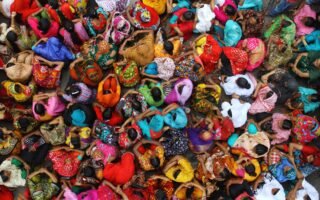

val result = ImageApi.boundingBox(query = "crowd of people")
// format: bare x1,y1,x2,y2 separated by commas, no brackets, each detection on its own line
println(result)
0,0,320,199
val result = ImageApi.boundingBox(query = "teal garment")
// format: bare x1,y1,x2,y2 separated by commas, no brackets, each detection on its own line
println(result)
71,109,88,127
213,25,225,46
248,123,258,134
145,62,158,75
224,20,242,47
298,86,320,113
228,133,239,147
137,109,164,140
163,107,188,129
238,0,263,11
298,30,320,52
172,0,191,12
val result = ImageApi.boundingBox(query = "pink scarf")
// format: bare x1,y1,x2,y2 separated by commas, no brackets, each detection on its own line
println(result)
213,0,237,24
32,95,66,120
27,17,59,38
249,86,277,114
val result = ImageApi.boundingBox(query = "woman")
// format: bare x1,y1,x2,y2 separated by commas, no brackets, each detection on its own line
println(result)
193,34,222,74
154,30,182,58
194,2,215,33
264,35,293,71
27,8,59,38
169,8,196,40
220,73,256,97
289,51,320,82
221,97,251,128
264,14,296,46
295,30,320,52
163,155,194,183
224,20,242,47
249,84,277,114
237,38,266,71
258,112,292,145
294,4,317,36
261,68,298,105
291,110,320,144
286,87,320,113
133,140,165,171
212,0,237,25
236,10,264,38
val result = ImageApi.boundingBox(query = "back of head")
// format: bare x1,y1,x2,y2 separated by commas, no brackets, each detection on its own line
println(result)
38,18,51,34
6,31,18,43
236,77,251,89
163,41,174,55
150,157,160,168
282,119,292,130
225,5,236,16
48,0,59,9
151,87,162,102
128,128,138,140
303,17,316,28
254,144,268,156
310,93,320,102
245,164,257,177
183,11,195,21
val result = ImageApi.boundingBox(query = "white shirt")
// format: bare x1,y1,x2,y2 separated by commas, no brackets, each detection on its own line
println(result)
196,4,215,33
255,173,286,200
221,74,255,97
221,98,251,128
296,179,319,200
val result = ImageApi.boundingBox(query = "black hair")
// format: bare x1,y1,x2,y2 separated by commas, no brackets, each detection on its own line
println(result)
102,108,112,120
151,87,162,102
310,93,320,102
6,31,17,42
131,97,142,111
128,128,138,140
183,11,195,21
6,31,19,52
83,166,95,177
173,169,181,179
150,157,160,168
303,17,317,28
236,77,251,89
14,84,22,93
281,20,292,28
63,20,82,45
71,135,81,149
261,121,273,133
18,118,30,131
0,130,3,139
155,189,167,200
245,164,257,177
67,85,81,98
220,52,233,76
305,195,311,200
227,109,232,118
34,103,46,116
254,144,268,156
6,62,15,68
282,119,292,130
265,91,274,99
219,168,231,179
38,18,51,34
48,0,59,9
186,186,195,198
87,7,97,18
0,171,9,182
225,5,236,16
163,41,174,55
193,63,202,72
